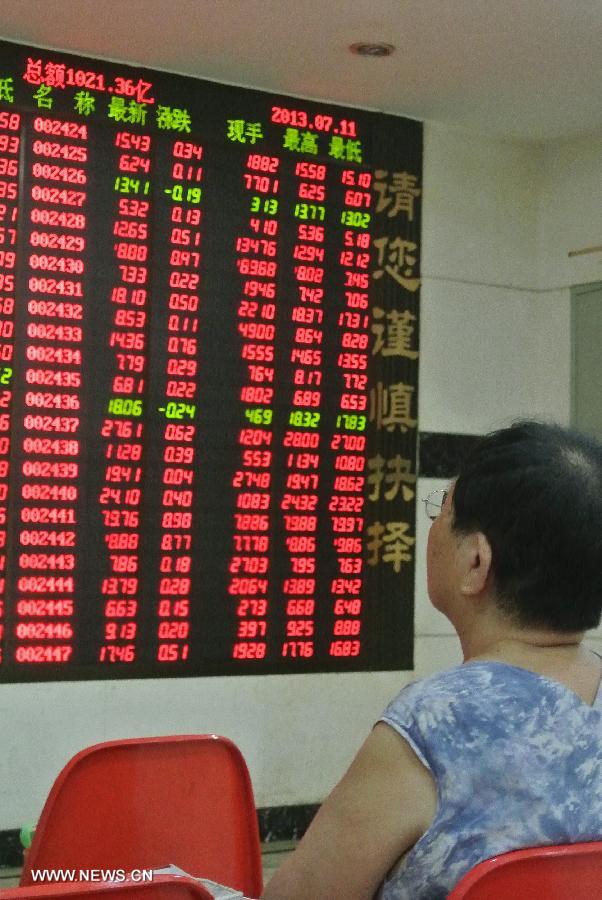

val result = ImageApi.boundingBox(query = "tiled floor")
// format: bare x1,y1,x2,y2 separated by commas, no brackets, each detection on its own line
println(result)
0,845,295,892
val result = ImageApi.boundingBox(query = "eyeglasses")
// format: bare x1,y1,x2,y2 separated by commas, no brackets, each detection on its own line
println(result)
421,489,448,520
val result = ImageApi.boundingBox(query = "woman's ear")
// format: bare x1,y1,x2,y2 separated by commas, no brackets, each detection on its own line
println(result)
459,532,493,596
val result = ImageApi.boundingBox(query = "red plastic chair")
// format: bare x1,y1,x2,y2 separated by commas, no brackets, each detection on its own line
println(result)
20,735,262,897
0,875,216,898
447,841,602,898
0,875,214,898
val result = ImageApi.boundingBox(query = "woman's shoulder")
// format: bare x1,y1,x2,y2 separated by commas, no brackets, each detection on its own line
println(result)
389,660,507,704
381,661,556,732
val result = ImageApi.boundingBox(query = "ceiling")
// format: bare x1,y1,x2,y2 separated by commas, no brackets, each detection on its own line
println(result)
2,0,602,143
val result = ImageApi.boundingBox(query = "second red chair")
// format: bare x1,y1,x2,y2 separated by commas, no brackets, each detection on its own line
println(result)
447,840,602,899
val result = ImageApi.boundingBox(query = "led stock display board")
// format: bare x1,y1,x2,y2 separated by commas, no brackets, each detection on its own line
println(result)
0,40,422,680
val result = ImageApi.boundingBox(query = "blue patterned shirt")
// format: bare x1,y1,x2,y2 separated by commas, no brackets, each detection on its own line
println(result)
377,661,602,899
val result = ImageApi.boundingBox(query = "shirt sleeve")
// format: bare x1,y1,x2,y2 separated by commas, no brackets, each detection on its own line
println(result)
378,680,434,773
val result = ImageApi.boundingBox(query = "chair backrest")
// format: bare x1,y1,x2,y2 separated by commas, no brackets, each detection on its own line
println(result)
20,735,262,897
448,841,602,899
0,875,215,898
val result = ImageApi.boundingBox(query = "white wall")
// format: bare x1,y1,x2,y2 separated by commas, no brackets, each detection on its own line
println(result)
420,122,570,436
537,130,602,291
0,120,596,831
534,126,602,653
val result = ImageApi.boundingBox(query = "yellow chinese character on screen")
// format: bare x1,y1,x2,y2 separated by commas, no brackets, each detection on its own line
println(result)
374,170,421,220
157,105,192,132
74,90,95,116
369,381,417,433
33,84,53,110
371,307,418,359
373,237,420,292
227,120,264,144
0,78,14,103
367,455,416,502
366,521,415,572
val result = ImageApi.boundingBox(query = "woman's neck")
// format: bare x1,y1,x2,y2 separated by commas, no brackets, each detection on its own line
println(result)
456,611,584,663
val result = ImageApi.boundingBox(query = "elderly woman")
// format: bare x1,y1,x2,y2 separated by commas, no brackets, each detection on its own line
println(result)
263,421,602,900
